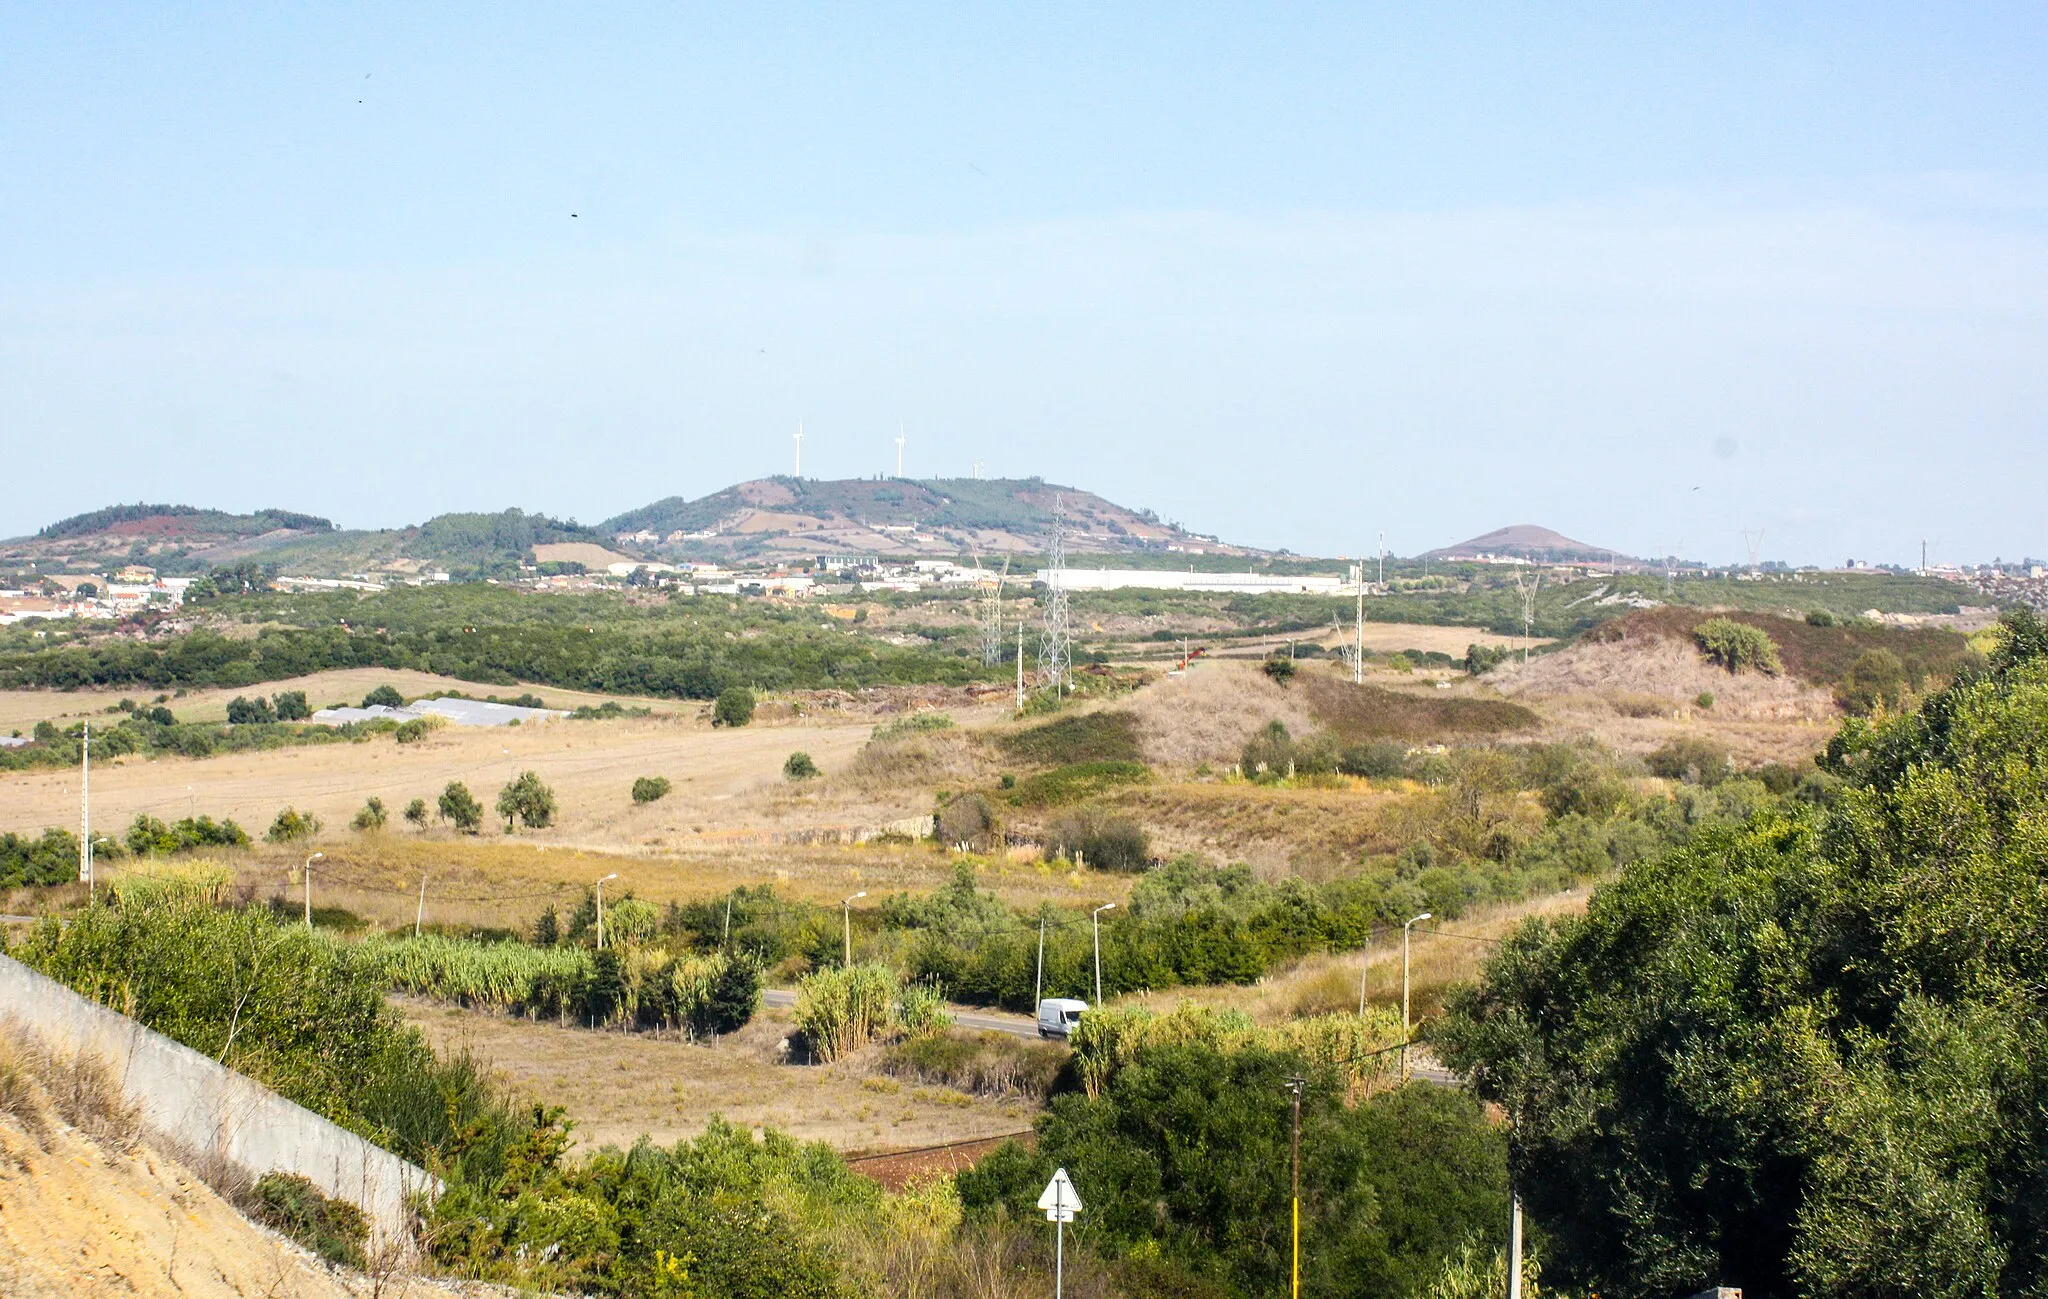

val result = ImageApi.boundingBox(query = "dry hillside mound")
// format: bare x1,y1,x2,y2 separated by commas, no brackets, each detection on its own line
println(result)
1581,608,1974,691
1486,635,1838,723
1124,660,1321,767
0,1028,473,1299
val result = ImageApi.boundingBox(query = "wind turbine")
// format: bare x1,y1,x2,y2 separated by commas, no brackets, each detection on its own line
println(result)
793,422,804,477
895,424,906,478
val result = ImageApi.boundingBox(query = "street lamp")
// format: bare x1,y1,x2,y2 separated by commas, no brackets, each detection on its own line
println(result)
1401,911,1432,1078
842,891,867,965
302,852,325,928
1092,903,1116,1004
594,873,619,949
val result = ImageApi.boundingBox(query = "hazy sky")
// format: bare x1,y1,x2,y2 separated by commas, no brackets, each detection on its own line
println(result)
5,5,2045,565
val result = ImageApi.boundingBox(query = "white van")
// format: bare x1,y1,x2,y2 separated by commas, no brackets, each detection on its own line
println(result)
1036,997,1088,1039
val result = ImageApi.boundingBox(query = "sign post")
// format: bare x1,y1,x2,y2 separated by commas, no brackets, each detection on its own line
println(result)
1038,1167,1084,1299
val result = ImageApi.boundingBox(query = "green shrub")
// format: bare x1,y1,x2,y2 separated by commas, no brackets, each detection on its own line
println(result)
265,807,321,843
402,797,429,828
1241,718,1296,779
362,684,405,708
272,690,311,721
880,1029,1066,1100
393,718,430,744
1694,690,1715,710
712,685,756,727
1262,655,1297,683
123,813,248,856
784,751,820,780
935,792,1001,849
1839,647,1909,714
1339,740,1409,779
1645,735,1732,786
0,828,81,888
1465,643,1510,674
870,711,953,741
1806,609,1837,627
438,781,484,833
793,963,900,1061
226,695,276,724
1693,616,1783,674
252,1172,368,1267
631,775,672,804
1044,808,1151,871
350,797,388,832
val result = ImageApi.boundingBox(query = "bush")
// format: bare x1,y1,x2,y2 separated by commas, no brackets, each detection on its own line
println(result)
631,775,672,804
1693,616,1783,674
793,963,899,1061
1806,609,1837,627
881,1029,1067,1100
252,1172,367,1267
123,813,249,856
1645,735,1732,786
403,797,429,828
712,685,756,727
362,684,405,708
1262,656,1297,683
870,712,953,741
1694,690,1715,710
350,797,388,832
265,807,321,843
1044,808,1150,871
0,828,80,888
1006,760,1151,807
997,710,1142,765
393,718,430,744
784,751,820,780
1339,740,1409,779
438,781,484,833
1241,718,1296,779
225,695,275,725
1465,643,1510,675
1839,647,1909,714
272,690,311,722
496,771,557,831
935,792,1000,849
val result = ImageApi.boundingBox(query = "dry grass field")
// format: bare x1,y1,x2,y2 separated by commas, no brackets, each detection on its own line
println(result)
0,666,694,731
399,997,1036,1155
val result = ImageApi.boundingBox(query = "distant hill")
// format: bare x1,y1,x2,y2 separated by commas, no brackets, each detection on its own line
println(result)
603,476,1244,560
2,505,604,581
1421,525,1637,566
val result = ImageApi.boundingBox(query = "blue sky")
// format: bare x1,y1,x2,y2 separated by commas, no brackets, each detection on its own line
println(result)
4,4,2044,565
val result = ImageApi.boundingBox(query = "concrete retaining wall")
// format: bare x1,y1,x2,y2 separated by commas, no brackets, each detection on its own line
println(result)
0,953,435,1250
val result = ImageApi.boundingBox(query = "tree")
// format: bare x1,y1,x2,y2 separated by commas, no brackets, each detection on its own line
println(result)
496,770,556,831
438,782,483,834
783,751,819,780
362,684,405,709
713,685,756,727
1693,617,1783,674
631,775,671,804
350,797,387,832
1436,612,2048,1298
402,797,429,828
272,690,311,721
934,792,999,850
266,807,321,843
226,695,276,724
1839,647,1908,715
1242,718,1296,779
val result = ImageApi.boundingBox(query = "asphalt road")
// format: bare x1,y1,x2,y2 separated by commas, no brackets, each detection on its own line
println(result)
764,988,1043,1039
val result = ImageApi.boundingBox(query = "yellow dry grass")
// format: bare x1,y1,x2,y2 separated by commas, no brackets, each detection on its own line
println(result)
1122,658,1319,769
0,666,693,730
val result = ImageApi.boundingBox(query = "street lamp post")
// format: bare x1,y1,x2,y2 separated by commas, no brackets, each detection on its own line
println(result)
842,891,866,966
302,852,325,928
595,873,619,949
1092,903,1116,1004
1401,911,1432,1078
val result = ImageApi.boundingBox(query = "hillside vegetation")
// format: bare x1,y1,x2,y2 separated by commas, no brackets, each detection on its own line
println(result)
1439,610,2048,1298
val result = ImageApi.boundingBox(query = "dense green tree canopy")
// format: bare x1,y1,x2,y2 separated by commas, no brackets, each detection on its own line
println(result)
1438,610,2048,1298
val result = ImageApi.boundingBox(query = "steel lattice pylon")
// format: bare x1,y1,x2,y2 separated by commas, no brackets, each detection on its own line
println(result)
1038,496,1072,693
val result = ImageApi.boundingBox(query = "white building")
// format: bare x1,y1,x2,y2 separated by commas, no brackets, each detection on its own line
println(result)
1034,568,1351,596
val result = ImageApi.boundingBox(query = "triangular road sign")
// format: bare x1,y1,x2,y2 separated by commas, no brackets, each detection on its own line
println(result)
1038,1166,1083,1220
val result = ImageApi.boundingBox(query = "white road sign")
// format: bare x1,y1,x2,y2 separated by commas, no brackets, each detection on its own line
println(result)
1038,1167,1083,1223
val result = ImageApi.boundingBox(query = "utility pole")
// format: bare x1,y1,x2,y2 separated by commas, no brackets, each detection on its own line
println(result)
1378,530,1385,586
1508,1177,1525,1299
78,722,91,902
415,871,429,937
1015,622,1025,711
595,872,618,949
1354,564,1365,685
1286,1075,1306,1299
1402,911,1432,1080
302,852,324,927
1039,496,1072,695
1092,902,1116,1003
842,891,866,965
1035,914,1047,1007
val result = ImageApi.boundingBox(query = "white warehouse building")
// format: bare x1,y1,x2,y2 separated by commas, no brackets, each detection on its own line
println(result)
1034,568,1351,595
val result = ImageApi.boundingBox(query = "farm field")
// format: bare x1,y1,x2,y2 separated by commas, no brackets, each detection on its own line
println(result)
399,995,1037,1155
